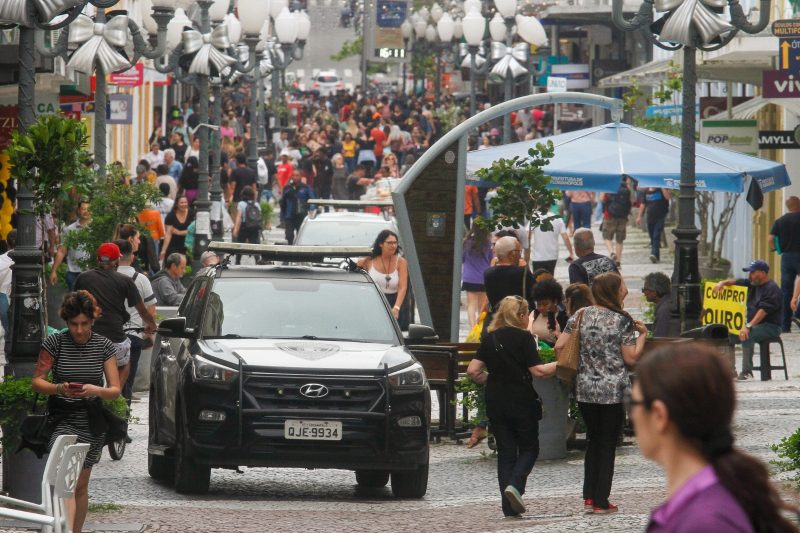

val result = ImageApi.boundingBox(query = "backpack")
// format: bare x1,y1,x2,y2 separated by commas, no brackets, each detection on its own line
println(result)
607,185,632,218
243,200,261,231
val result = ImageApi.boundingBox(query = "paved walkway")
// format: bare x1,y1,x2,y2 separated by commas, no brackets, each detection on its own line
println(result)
2,223,799,532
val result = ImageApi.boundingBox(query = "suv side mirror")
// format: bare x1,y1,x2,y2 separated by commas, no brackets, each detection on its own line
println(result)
158,317,192,338
404,324,438,343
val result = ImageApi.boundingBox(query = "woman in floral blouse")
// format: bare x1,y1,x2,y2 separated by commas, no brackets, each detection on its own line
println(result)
555,272,647,514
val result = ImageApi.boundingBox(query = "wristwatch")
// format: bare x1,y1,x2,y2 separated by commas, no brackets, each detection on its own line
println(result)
745,322,752,329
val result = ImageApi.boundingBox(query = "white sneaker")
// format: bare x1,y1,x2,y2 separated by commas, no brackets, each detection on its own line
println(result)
503,485,526,515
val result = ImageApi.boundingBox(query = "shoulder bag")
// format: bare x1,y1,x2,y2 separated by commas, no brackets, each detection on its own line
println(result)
556,308,585,385
19,333,65,457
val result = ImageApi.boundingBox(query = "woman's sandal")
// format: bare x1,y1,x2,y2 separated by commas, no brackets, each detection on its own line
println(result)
466,427,488,449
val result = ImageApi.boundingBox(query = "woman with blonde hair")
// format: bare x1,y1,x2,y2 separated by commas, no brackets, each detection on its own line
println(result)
468,296,557,517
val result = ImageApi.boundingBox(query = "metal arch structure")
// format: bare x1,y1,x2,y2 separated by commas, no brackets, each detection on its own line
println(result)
392,92,624,341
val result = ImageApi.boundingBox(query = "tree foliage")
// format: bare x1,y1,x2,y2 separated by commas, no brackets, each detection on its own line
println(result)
64,164,160,270
4,113,94,220
330,37,363,62
477,141,560,238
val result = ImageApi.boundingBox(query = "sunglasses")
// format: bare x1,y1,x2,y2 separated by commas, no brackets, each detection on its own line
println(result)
623,389,647,415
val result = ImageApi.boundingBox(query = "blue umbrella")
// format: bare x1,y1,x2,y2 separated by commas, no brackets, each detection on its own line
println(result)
466,123,790,202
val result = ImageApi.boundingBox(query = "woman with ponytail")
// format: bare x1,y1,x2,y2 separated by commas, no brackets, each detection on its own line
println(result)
555,271,648,514
631,344,798,532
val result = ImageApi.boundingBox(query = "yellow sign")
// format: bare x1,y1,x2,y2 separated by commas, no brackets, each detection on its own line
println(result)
0,154,13,240
702,281,748,335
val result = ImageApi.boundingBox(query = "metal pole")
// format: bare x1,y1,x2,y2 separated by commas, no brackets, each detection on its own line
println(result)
192,1,213,270
671,44,702,331
402,38,408,95
8,24,44,374
94,9,108,177
257,72,267,150
469,46,477,118
361,0,370,92
245,37,260,171
210,83,224,240
434,46,441,109
502,18,514,144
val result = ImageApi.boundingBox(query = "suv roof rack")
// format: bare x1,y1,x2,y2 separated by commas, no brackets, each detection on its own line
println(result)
207,242,372,263
307,199,393,208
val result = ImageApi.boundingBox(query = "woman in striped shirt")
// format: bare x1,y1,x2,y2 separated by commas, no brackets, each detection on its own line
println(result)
32,291,121,533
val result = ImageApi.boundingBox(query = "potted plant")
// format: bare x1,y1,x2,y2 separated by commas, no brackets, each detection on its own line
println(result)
0,376,127,502
532,345,571,460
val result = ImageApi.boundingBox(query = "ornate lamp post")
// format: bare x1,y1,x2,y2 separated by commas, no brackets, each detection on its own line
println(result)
462,7,488,119
612,0,770,329
433,11,455,110
269,7,306,120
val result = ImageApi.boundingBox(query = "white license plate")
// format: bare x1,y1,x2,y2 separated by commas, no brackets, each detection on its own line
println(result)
284,420,342,441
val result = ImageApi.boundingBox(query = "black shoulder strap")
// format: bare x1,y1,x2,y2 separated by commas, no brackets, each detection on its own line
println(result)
132,272,139,283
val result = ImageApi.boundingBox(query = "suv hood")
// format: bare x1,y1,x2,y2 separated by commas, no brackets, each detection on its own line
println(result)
199,339,413,371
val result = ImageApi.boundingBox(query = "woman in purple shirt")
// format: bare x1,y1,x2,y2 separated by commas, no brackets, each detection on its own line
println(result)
462,220,493,329
630,344,798,533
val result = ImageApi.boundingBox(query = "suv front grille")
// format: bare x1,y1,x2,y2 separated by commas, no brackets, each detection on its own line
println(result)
242,374,386,413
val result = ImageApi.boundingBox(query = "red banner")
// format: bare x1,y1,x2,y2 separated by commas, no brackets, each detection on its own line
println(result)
109,63,144,87
0,106,19,152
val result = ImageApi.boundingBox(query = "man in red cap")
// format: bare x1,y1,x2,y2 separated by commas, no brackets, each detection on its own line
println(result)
75,243,157,398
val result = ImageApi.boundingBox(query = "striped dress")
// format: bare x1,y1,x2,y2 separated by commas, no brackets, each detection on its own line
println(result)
43,331,116,468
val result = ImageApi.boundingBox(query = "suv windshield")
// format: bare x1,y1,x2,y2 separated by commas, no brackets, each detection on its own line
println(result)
297,220,393,246
203,277,399,344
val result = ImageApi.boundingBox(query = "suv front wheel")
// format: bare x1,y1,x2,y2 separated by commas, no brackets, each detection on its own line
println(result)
173,406,211,494
390,464,429,498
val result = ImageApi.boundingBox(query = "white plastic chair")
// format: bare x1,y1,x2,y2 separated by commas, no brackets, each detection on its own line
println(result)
0,435,77,533
0,442,89,533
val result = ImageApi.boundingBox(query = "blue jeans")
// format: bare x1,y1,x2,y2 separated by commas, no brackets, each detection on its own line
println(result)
731,323,783,374
647,216,666,260
572,202,592,229
260,187,273,203
65,271,81,291
490,405,540,516
123,334,143,402
780,251,800,331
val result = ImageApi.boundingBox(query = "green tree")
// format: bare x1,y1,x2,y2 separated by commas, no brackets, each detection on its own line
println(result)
477,141,561,292
64,164,160,270
4,113,94,220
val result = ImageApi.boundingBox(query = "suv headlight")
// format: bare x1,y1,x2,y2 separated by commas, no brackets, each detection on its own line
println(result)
388,362,427,388
192,354,238,383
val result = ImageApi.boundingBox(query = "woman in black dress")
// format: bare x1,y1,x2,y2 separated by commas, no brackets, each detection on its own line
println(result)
467,296,557,518
160,195,194,262
32,291,121,533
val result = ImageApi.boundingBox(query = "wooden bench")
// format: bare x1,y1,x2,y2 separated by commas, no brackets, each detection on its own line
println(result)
411,342,479,442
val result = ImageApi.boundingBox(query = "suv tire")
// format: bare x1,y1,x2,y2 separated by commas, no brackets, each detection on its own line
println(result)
173,407,211,494
148,388,174,481
390,464,429,498
355,470,390,488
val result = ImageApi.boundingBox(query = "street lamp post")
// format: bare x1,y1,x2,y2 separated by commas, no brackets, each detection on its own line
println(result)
462,8,488,119
611,0,770,330
270,8,306,126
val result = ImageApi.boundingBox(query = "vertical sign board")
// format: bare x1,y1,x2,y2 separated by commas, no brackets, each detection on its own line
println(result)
702,281,747,335
368,0,407,62
772,19,800,72
404,141,459,341
699,119,758,156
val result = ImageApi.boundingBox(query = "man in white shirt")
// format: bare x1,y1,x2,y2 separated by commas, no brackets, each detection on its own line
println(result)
115,239,156,403
257,148,270,202
531,215,575,275
143,142,164,169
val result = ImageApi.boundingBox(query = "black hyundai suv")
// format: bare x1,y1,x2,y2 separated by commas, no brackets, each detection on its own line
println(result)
148,244,434,497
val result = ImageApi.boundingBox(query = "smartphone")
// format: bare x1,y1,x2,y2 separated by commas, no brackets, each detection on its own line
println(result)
67,383,84,391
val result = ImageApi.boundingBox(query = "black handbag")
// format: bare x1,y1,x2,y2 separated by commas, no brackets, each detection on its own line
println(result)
100,405,128,445
18,394,57,458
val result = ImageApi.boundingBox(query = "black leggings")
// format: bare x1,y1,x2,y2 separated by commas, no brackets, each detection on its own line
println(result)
579,402,624,508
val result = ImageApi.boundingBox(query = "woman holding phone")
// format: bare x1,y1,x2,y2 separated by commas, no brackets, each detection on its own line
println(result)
31,291,121,533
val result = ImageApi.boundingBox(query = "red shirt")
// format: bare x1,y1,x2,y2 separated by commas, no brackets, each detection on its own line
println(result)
276,162,294,189
371,127,386,157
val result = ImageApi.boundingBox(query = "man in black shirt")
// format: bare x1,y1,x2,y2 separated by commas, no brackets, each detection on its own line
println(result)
714,260,783,380
769,195,800,332
483,236,536,337
568,228,618,286
346,164,373,201
75,243,157,389
229,153,257,203
642,272,672,337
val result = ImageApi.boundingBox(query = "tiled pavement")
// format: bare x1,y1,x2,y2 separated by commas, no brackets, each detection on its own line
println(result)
2,223,799,532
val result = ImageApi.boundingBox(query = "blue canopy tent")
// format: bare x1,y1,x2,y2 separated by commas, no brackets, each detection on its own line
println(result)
466,122,791,207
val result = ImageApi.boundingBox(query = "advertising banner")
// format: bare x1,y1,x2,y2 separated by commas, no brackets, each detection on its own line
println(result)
702,281,747,335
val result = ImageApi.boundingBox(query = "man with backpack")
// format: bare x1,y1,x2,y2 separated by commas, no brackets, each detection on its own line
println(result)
233,186,263,246
600,176,633,267
279,171,314,245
